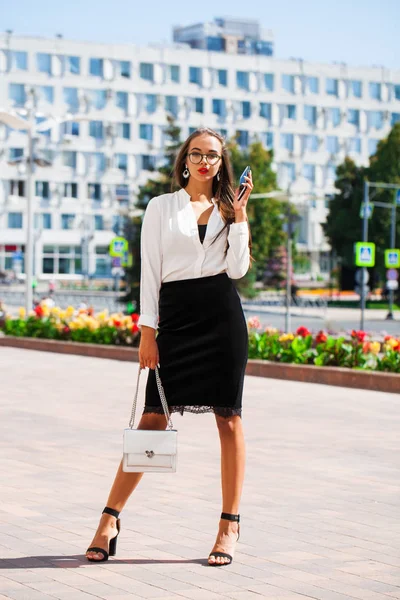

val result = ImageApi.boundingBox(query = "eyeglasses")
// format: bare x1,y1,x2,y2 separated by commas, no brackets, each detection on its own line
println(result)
187,152,221,166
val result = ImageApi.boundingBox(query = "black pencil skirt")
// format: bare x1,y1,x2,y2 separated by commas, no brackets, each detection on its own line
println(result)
142,272,248,418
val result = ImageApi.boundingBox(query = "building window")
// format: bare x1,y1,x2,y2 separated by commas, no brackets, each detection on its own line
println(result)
329,107,341,127
115,153,128,171
170,65,180,83
116,91,128,110
38,85,54,104
8,212,23,229
62,151,77,168
212,99,225,116
326,78,338,96
189,66,202,85
280,133,294,151
9,83,26,106
92,152,106,172
307,76,319,94
61,214,75,230
117,122,130,139
142,155,156,170
35,181,50,199
304,105,317,125
12,51,27,71
88,183,101,201
349,137,361,153
304,134,319,152
42,245,82,275
303,164,315,182
37,53,51,74
89,58,104,77
66,55,80,75
95,246,111,277
9,180,25,196
391,113,400,126
34,213,52,230
326,136,339,153
194,97,204,113
368,139,379,156
242,101,251,119
207,36,225,51
394,85,400,101
350,80,362,98
218,128,228,138
165,95,178,117
236,71,249,90
369,111,384,129
260,102,271,120
369,82,381,100
348,109,360,126
62,120,79,136
145,94,157,113
259,131,273,148
282,162,296,183
282,74,295,93
88,89,107,110
139,123,153,141
119,60,131,78
282,104,297,120
264,73,274,91
236,130,249,147
94,215,104,231
64,183,78,198
116,185,130,205
63,87,79,112
217,69,227,86
89,120,104,139
140,62,154,81
9,148,24,161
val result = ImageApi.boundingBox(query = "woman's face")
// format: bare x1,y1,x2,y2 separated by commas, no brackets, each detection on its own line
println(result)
185,134,222,184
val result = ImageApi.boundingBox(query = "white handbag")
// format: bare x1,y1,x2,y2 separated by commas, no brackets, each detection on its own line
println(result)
122,365,177,473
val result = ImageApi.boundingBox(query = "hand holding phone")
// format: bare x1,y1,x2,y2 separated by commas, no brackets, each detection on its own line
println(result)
238,166,251,201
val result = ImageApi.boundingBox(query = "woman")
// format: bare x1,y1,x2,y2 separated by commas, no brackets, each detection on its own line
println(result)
86,127,254,567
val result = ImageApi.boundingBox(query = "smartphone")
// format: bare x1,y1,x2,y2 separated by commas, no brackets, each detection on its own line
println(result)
238,166,251,201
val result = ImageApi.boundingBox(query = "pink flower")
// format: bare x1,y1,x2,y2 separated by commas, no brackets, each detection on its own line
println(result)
248,316,261,330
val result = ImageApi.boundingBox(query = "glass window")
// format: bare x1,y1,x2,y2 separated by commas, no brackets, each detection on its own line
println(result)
89,89,107,109
264,73,274,91
35,181,50,199
329,107,341,127
9,180,25,196
369,82,381,100
218,128,228,138
12,51,27,71
242,101,251,118
280,133,294,151
119,60,130,78
326,136,339,153
304,134,319,152
165,95,178,117
348,109,360,126
282,162,296,182
194,97,204,113
116,91,128,110
368,139,379,156
42,213,52,229
392,113,400,126
236,130,249,147
92,152,106,172
189,66,202,85
116,185,130,204
350,80,362,98
259,131,273,148
283,104,296,120
142,155,156,170
115,153,128,171
206,36,225,51
139,123,153,141
9,83,26,106
394,85,400,101
117,122,130,139
67,55,80,75
39,85,54,104
212,99,225,116
304,105,317,125
188,127,197,136
303,164,315,181
369,111,384,129
140,62,154,81
307,76,319,94
64,182,78,198
236,71,249,90
89,58,103,77
170,65,180,83
282,74,295,93
145,94,157,113
94,215,104,230
61,214,75,230
88,183,101,200
37,53,51,74
62,151,77,168
218,69,228,86
8,212,23,229
89,120,104,139
9,148,24,161
63,87,79,111
260,102,271,119
62,120,79,136
349,137,361,153
326,78,338,96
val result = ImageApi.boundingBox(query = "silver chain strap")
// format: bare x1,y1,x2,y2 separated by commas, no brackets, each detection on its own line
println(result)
129,366,174,431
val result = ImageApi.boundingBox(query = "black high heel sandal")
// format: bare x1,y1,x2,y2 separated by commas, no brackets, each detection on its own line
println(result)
86,507,120,562
208,512,240,567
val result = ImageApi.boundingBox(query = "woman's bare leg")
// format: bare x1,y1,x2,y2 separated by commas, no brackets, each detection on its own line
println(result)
208,414,245,565
86,413,167,560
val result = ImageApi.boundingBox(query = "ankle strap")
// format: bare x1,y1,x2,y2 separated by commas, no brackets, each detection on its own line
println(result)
102,506,120,519
221,512,240,523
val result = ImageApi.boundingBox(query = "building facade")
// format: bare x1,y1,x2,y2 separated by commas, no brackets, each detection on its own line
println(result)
0,27,400,279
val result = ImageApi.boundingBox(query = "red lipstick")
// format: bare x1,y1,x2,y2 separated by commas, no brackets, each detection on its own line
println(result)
198,168,208,174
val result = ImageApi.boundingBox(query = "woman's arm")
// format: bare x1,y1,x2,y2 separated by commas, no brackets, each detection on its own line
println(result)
226,218,250,279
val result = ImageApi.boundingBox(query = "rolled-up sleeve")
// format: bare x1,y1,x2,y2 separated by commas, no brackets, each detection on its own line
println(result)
137,197,162,331
226,221,250,279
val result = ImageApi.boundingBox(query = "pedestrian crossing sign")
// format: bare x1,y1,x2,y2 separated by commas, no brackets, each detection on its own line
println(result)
355,242,375,267
385,249,400,268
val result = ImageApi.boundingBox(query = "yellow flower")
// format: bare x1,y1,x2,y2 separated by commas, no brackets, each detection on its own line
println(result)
41,304,50,317
279,333,294,342
369,342,380,355
18,307,26,319
386,337,398,349
59,310,66,320
66,306,75,317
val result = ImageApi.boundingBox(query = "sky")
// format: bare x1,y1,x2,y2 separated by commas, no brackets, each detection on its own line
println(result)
1,0,399,70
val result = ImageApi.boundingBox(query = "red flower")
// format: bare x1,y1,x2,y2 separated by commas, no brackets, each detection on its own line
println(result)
113,319,122,328
362,341,370,354
296,326,311,338
34,305,44,318
393,342,400,352
316,330,327,344
131,323,139,334
351,329,367,343
87,307,94,316
63,326,70,334
131,313,139,322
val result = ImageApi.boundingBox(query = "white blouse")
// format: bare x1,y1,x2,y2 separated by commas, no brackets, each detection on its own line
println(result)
138,187,251,331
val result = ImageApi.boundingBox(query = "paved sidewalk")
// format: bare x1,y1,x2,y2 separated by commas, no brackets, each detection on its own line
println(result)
0,348,399,600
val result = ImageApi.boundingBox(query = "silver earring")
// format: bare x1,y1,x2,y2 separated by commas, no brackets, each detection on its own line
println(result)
183,166,190,179
217,171,221,182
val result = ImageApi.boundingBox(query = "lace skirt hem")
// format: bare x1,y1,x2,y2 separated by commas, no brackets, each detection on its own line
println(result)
142,405,242,418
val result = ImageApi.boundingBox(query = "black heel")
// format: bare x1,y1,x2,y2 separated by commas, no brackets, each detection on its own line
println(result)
86,507,121,562
208,512,240,567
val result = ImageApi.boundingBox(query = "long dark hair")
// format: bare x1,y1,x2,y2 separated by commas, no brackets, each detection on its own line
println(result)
173,127,254,268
